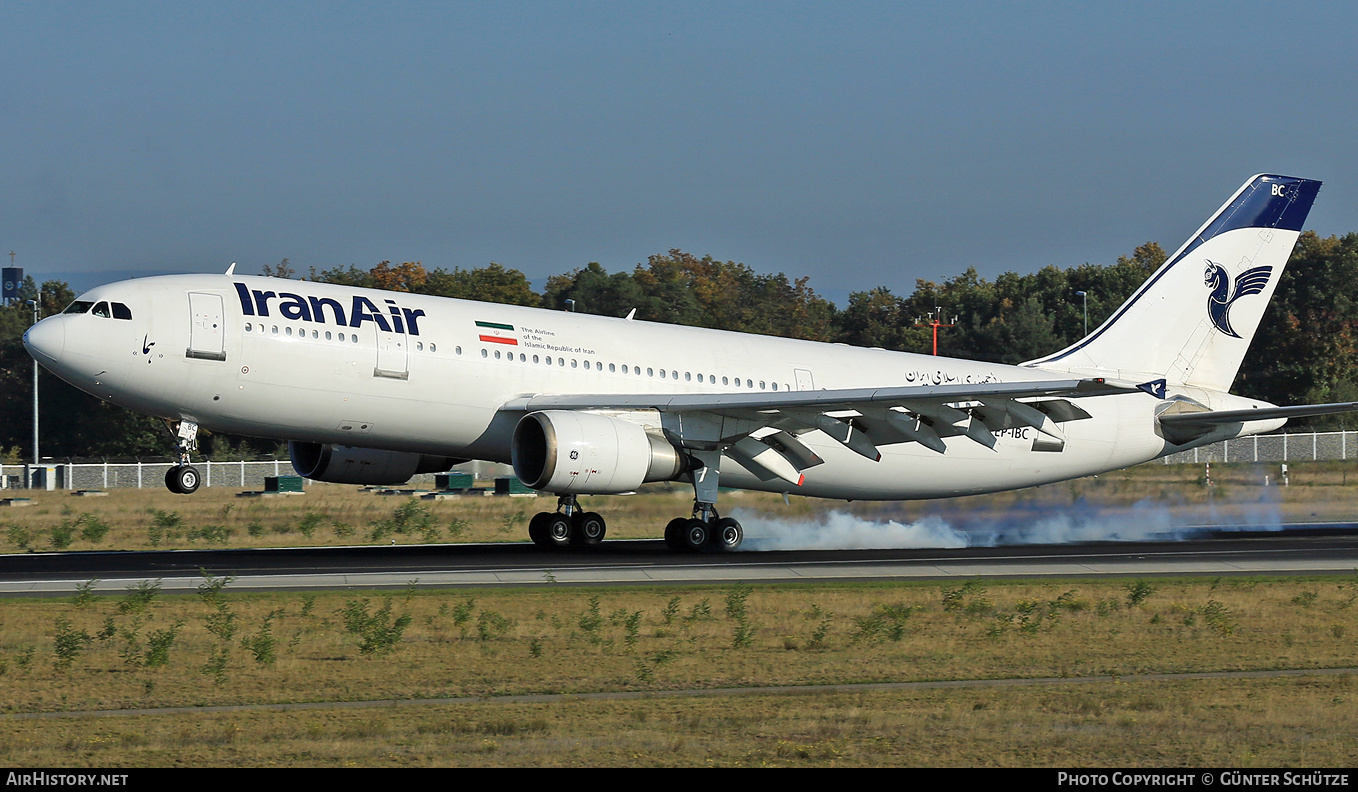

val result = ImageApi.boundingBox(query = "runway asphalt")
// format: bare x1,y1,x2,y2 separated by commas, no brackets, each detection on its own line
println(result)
2,523,1356,596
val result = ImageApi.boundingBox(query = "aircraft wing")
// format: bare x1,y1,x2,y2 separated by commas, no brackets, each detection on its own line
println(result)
501,377,1137,485
506,377,1131,413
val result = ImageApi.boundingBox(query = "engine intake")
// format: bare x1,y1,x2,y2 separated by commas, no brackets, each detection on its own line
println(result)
511,411,687,494
289,442,459,485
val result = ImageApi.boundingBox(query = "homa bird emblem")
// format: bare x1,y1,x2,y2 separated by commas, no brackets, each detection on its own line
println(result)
1204,261,1272,338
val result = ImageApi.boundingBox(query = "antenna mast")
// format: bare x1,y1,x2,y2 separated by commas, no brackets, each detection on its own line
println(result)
915,307,957,356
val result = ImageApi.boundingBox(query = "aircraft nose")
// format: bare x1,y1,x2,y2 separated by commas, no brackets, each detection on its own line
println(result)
23,316,65,364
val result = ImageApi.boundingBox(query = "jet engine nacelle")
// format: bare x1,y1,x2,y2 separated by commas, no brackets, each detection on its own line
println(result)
289,441,459,485
511,410,688,494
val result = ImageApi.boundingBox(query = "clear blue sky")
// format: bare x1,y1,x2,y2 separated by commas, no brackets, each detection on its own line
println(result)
3,1,1355,304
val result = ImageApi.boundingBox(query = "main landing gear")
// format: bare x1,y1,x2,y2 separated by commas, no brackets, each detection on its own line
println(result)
163,420,201,495
527,448,745,553
662,448,743,553
663,506,744,553
528,495,607,548
527,498,743,553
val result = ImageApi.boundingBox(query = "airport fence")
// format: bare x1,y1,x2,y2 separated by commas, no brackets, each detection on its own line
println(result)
2,432,1356,491
0,458,514,491
1158,430,1358,465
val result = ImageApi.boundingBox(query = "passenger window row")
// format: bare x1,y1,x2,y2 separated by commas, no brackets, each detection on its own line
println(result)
235,321,787,390
245,322,359,343
480,345,787,391
242,322,443,354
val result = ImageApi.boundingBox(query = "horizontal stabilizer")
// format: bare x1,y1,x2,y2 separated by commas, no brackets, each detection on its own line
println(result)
1158,401,1358,428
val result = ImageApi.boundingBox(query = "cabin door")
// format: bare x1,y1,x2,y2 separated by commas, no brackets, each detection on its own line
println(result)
374,326,409,380
187,292,227,361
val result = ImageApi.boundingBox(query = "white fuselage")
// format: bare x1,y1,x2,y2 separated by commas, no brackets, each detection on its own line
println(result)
25,273,1280,500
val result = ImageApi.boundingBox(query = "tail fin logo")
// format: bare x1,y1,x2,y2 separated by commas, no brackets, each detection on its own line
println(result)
1137,378,1167,399
1205,261,1272,338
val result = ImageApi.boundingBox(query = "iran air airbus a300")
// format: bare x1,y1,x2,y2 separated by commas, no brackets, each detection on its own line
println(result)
23,174,1357,552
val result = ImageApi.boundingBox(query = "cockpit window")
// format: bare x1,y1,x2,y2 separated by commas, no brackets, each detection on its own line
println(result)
62,299,130,318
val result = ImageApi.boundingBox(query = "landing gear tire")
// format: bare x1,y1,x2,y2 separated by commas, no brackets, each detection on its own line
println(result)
712,517,743,552
664,518,688,551
528,512,552,547
682,518,711,553
571,511,606,546
165,466,199,495
547,514,572,546
531,508,606,549
529,512,573,548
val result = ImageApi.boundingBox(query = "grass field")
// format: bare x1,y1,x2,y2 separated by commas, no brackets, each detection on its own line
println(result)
0,461,1356,766
0,576,1355,766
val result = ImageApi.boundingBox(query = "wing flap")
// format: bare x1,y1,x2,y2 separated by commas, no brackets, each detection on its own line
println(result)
809,414,882,461
729,436,806,485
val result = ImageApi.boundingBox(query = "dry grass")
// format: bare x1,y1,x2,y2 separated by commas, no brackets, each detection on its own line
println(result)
0,576,1356,765
2,460,1357,552
0,480,694,550
1,677,1354,767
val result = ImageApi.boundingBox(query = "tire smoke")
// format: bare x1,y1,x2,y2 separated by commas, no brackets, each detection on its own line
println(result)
734,488,1284,551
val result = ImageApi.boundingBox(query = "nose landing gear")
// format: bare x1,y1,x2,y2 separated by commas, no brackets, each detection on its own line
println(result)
163,420,201,495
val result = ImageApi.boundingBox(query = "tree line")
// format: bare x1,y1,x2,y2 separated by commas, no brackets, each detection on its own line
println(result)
3,231,1357,461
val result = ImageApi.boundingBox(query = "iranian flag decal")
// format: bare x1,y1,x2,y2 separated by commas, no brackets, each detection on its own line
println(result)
476,320,518,345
